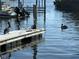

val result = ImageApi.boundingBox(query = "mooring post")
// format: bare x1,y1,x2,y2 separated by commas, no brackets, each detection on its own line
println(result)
18,0,22,8
36,0,37,7
38,0,40,8
33,5,37,29
41,0,44,7
43,0,46,29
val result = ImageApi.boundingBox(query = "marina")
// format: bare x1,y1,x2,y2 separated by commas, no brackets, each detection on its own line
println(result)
1,0,79,59
0,0,46,57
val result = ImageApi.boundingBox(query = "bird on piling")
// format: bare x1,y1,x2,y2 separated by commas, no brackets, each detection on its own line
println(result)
31,24,36,29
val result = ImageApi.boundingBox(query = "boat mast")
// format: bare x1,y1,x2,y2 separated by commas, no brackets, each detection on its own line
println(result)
18,0,23,8
18,0,20,8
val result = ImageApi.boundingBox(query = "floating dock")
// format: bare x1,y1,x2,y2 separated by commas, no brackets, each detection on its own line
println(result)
0,29,45,46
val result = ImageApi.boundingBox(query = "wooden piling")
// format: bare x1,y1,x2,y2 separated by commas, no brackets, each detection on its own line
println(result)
44,0,46,29
36,0,37,6
41,0,44,7
38,0,40,8
33,5,37,29
18,0,22,8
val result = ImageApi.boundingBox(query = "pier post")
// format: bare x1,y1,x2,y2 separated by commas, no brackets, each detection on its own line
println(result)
41,0,44,7
18,0,20,8
38,0,40,8
33,5,37,29
36,0,37,7
38,0,43,8
18,0,22,8
44,0,46,29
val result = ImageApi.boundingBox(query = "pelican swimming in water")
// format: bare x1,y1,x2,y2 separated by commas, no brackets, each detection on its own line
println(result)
61,24,68,29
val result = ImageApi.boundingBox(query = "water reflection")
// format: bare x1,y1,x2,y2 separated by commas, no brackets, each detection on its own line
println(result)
15,18,21,30
0,53,11,59
32,45,37,59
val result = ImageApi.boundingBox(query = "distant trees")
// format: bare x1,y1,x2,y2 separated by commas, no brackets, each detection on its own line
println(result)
54,0,79,12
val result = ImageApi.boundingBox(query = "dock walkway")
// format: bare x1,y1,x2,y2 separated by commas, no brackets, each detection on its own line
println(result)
0,29,45,46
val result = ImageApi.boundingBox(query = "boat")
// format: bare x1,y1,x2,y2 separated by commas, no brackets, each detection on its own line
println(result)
0,2,17,18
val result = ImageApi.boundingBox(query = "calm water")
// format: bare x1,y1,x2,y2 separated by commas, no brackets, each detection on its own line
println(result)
1,0,79,59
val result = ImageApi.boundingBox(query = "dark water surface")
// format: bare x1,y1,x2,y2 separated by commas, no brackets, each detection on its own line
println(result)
1,0,79,59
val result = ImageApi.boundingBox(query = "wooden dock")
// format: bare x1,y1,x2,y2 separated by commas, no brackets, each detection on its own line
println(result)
0,29,45,46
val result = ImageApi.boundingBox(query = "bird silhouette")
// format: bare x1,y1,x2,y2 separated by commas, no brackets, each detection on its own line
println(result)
4,22,11,34
61,24,68,29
